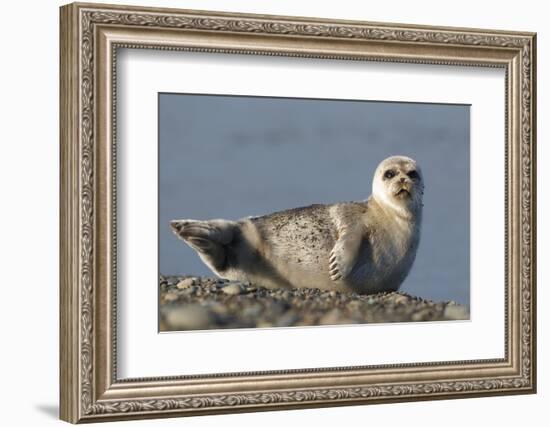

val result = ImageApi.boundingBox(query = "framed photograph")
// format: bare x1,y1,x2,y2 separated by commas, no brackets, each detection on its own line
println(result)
60,2,536,423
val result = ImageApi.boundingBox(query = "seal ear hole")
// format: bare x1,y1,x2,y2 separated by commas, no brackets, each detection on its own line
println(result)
383,170,396,179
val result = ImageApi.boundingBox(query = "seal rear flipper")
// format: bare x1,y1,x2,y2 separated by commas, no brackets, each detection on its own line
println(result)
170,219,237,272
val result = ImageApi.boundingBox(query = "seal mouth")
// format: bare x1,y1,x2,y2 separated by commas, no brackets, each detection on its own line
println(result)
395,188,411,198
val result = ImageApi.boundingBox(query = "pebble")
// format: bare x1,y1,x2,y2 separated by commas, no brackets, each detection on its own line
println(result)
411,309,433,321
444,305,469,320
257,321,274,328
276,312,300,327
176,277,195,289
347,300,362,311
392,294,410,305
181,287,196,296
164,293,179,302
242,305,263,318
163,304,213,330
222,283,245,295
205,302,227,314
319,309,345,325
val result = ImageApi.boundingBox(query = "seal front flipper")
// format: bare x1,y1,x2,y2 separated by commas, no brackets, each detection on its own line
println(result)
170,219,237,272
328,228,364,281
328,203,367,282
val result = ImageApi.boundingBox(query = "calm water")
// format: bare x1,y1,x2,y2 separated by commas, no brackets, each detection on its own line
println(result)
159,94,470,305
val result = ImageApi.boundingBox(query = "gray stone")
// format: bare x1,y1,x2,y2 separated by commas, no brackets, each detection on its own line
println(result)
411,308,433,321
392,294,410,305
164,293,179,302
222,283,245,295
347,300,362,311
276,312,300,327
319,309,344,325
207,302,229,315
177,277,196,289
163,304,212,330
242,305,263,318
444,305,469,320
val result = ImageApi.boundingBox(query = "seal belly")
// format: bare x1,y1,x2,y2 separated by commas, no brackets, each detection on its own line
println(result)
244,204,337,289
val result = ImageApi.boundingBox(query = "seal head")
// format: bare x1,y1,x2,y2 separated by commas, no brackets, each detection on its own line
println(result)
372,155,424,218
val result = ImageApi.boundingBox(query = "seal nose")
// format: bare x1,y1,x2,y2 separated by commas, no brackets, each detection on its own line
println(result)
399,177,406,183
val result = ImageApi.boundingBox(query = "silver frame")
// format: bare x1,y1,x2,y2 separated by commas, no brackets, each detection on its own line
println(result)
60,2,536,423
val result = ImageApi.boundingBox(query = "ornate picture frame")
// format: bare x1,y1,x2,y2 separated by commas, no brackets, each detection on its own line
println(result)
60,2,536,423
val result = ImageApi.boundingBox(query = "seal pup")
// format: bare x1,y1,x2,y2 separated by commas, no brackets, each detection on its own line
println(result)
170,155,424,294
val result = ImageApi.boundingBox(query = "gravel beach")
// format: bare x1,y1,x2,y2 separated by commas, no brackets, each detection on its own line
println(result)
159,275,469,331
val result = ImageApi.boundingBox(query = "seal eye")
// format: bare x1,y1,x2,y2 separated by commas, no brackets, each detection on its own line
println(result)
384,170,395,180
407,170,420,180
